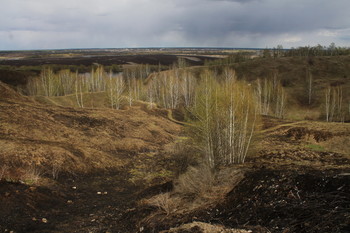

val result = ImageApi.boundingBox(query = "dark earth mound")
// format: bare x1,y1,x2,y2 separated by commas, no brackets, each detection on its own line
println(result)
0,170,139,233
0,170,177,233
139,168,350,233
210,169,350,233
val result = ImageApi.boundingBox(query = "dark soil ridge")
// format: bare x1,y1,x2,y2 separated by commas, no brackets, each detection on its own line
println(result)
0,81,181,232
139,168,350,233
0,169,172,233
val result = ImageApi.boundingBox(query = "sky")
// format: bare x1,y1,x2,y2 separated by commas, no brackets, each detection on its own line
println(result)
1,0,350,50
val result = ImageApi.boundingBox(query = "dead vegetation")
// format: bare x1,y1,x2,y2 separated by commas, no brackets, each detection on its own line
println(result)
135,113,349,232
139,166,245,231
0,81,181,181
1,52,350,232
160,221,251,233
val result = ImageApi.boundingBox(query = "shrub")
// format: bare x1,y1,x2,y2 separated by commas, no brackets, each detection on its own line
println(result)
21,166,42,185
188,69,259,168
174,164,214,196
145,192,179,215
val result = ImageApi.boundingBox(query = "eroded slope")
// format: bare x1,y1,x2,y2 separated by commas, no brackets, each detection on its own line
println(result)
0,81,181,177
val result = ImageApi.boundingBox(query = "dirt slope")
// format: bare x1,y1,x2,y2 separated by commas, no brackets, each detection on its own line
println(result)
1,80,349,233
135,117,350,233
0,81,181,177
0,81,183,232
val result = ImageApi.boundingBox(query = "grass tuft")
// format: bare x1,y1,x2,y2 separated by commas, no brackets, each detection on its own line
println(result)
305,144,325,152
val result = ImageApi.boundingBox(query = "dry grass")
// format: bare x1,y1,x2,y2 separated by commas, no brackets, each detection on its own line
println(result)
0,165,7,181
143,165,245,216
286,107,321,121
34,91,119,109
0,81,181,174
21,166,42,185
145,192,180,215
174,164,214,196
0,164,45,185
51,163,62,180
162,221,251,233
252,117,350,169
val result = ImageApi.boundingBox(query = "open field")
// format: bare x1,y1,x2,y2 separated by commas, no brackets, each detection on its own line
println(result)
0,48,233,66
0,49,349,232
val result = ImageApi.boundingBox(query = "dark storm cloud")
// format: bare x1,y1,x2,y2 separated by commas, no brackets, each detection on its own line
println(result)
0,0,349,50
210,0,260,3
179,0,346,34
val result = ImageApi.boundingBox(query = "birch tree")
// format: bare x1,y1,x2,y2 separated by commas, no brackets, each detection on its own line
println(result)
189,69,259,168
107,73,125,109
180,71,196,108
89,65,106,93
324,85,347,122
307,69,313,105
254,76,286,118
41,68,58,96
58,69,75,96
75,73,86,108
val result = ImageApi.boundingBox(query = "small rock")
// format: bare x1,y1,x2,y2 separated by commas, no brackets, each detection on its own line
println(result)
42,218,48,223
72,186,77,190
97,192,102,195
104,192,108,195
67,200,73,204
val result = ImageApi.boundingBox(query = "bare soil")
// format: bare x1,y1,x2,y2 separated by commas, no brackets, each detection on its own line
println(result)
132,117,350,233
0,81,180,232
0,81,349,233
143,168,349,233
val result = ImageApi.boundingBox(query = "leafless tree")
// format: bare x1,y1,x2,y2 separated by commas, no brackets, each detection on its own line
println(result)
107,72,125,109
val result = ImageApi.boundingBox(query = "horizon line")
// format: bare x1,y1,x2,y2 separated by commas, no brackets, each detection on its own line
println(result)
0,46,285,52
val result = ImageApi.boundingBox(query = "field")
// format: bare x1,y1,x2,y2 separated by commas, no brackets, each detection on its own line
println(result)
0,48,349,233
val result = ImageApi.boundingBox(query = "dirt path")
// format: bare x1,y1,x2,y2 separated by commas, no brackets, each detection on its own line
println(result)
259,120,307,134
166,109,193,126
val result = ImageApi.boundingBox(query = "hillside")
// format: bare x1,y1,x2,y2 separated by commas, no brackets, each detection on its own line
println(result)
0,81,185,232
218,56,350,120
231,56,350,83
0,54,349,232
0,81,181,178
132,116,350,232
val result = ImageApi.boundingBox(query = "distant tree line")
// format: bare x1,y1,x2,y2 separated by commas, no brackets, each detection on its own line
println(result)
204,52,255,66
264,43,350,58
206,43,350,66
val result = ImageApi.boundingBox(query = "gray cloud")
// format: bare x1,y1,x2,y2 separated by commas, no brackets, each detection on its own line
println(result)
0,0,349,49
